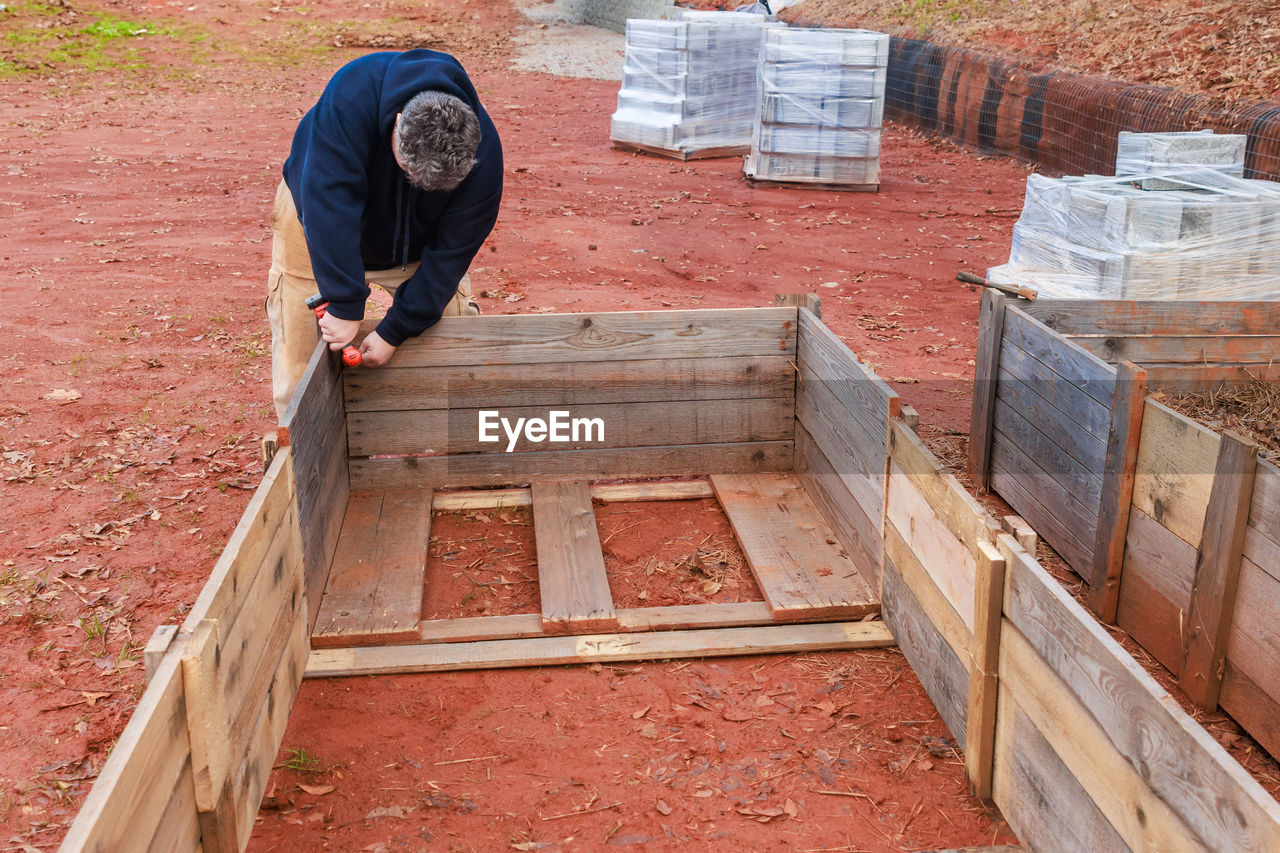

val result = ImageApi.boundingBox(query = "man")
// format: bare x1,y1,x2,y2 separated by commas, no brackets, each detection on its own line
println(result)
266,49,503,418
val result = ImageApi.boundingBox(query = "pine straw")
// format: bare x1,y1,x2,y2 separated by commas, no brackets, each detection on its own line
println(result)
1153,378,1280,464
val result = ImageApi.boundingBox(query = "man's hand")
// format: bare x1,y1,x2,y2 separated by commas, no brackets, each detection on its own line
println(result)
318,313,361,350
358,331,398,367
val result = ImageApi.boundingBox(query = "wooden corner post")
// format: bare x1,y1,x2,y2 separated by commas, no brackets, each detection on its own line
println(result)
774,292,821,318
1088,360,1147,622
967,289,1005,490
965,539,1006,801
1180,431,1259,711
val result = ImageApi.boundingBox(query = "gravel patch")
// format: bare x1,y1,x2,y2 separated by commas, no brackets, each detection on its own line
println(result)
510,0,626,80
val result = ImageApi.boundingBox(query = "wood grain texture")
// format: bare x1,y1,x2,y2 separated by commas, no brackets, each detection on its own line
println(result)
1023,300,1280,336
1003,543,1280,852
797,306,899,450
1131,399,1222,548
792,422,881,587
350,441,794,491
965,540,1006,801
1221,658,1280,770
429,481,715,512
533,481,617,630
997,342,1113,443
312,490,432,644
883,522,973,664
1249,460,1280,545
1116,507,1197,671
795,366,886,521
1001,306,1116,406
348,396,793,457
1145,364,1280,395
774,292,821,317
369,308,799,367
968,288,1006,488
1182,433,1259,710
993,400,1103,506
145,760,200,853
1089,361,1147,620
1244,524,1280,584
343,355,795,412
1223,557,1280,727
1115,560,1185,674
1069,334,1280,366
711,473,877,621
881,554,969,749
305,620,896,678
994,366,1108,475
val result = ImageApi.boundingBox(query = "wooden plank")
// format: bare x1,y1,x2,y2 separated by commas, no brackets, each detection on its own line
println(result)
181,619,231,812
711,473,877,621
1023,300,1280,336
1146,364,1280,395
995,367,1109,475
999,624,1208,852
1132,399,1222,548
145,760,201,853
1002,516,1037,552
885,462,978,631
890,420,1002,560
990,433,1096,575
998,341,1113,443
1182,433,1259,710
58,650,193,851
1221,658,1280,767
533,481,617,631
993,400,1103,507
881,554,970,748
305,620,896,678
968,288,1006,488
795,365,886,522
1249,459,1280,545
991,690,1133,853
144,624,178,685
1001,306,1116,406
883,522,973,663
372,308,799,368
429,480,715,512
1115,557,1186,674
774,292,821,317
1089,361,1148,620
796,306,899,452
312,490,431,644
1223,557,1280,728
793,422,882,587
1244,524,1280,584
344,355,796,412
350,440,794,491
1003,542,1280,851
899,404,919,433
1117,506,1197,650
965,540,1006,801
347,396,793,457
1069,334,1280,366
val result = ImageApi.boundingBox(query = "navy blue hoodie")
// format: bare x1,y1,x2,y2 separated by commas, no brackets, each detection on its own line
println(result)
283,50,503,346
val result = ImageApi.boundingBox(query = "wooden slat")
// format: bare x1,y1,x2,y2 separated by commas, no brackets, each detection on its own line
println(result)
1146,364,1280,395
312,490,431,644
1182,433,1259,710
144,624,178,685
1244,525,1280,583
774,292,821,316
1003,542,1280,851
993,400,1103,507
1089,361,1148,620
990,433,1096,575
1023,300,1280,336
991,691,1135,853
965,540,1006,801
1115,554,1186,674
1069,334,1280,366
58,651,193,851
795,366,886,522
429,480,715,512
885,462,978,631
533,481,617,631
1250,459,1280,544
1132,399,1221,548
1120,505,1197,617
793,422,882,587
344,355,796,412
145,760,201,853
883,522,973,662
347,396,793,457
350,441,794,490
997,341,1113,443
999,625,1208,852
1223,557,1280,731
305,620,896,678
995,366,1108,475
1221,658,1280,767
371,308,799,367
881,554,970,748
968,288,1006,488
433,487,532,511
711,473,877,621
1001,306,1116,406
181,620,231,812
796,306,899,452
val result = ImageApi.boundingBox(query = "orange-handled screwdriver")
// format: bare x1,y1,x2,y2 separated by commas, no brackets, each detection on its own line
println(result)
305,293,362,367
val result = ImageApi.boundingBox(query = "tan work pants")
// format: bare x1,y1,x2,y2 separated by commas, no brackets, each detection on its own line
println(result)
265,179,478,419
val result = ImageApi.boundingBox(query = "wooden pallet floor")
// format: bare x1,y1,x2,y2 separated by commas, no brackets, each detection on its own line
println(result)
308,474,886,677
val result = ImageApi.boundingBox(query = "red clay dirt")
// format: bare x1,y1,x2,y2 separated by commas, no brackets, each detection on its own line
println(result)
0,0,1038,848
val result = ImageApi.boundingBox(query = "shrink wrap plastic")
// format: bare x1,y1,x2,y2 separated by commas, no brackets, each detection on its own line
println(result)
987,170,1280,299
610,12,776,157
1115,130,1247,189
744,27,888,187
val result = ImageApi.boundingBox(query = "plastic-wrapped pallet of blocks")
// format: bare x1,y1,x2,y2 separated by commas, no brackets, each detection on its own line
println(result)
987,169,1280,299
744,27,888,190
1115,130,1247,189
609,11,776,160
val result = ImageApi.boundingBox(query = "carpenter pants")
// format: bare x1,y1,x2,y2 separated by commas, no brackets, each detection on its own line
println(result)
265,179,479,419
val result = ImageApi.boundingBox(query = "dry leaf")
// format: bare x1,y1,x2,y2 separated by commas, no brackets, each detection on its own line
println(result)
81,691,111,707
45,389,82,404
511,843,554,851
736,804,787,822
298,783,335,796
720,706,754,722
655,799,672,816
632,705,650,720
784,797,799,818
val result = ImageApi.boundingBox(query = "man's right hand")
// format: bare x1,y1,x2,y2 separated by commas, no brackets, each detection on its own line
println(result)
318,313,361,350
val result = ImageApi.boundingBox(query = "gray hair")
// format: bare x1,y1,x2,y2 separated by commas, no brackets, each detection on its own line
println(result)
395,91,481,191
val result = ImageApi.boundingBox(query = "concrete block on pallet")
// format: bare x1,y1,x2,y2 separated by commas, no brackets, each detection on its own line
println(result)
759,93,882,128
753,126,881,158
1116,130,1246,186
761,27,888,67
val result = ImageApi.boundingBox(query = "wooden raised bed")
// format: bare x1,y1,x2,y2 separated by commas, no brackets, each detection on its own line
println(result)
968,293,1280,756
59,303,1280,852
